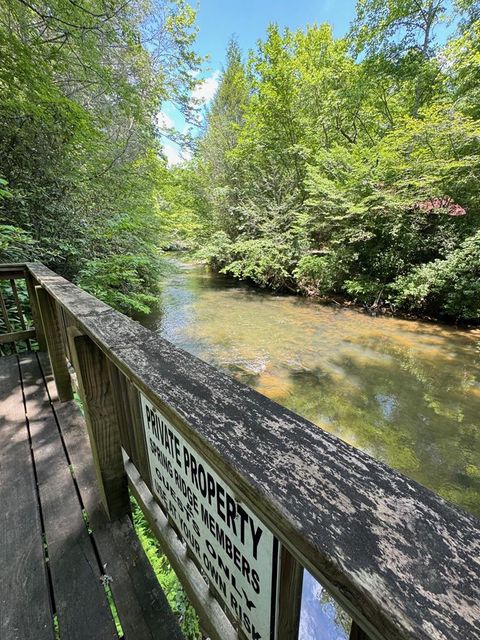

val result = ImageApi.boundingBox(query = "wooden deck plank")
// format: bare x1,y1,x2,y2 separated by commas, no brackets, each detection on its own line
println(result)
108,517,184,640
38,352,184,640
0,355,54,640
19,353,118,640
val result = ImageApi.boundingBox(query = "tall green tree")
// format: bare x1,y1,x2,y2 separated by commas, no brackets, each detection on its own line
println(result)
350,0,449,115
197,36,250,238
0,0,201,313
192,5,480,321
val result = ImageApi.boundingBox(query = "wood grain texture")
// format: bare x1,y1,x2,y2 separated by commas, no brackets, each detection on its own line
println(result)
37,353,185,640
350,621,372,640
35,286,72,401
0,355,54,640
128,382,151,485
105,361,152,488
277,547,303,640
0,264,25,276
0,270,25,280
126,455,237,640
27,262,480,640
25,273,46,350
19,353,118,640
72,334,130,520
57,307,71,362
0,328,36,344
106,360,134,460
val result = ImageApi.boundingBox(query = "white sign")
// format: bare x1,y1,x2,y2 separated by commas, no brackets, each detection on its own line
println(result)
140,393,279,640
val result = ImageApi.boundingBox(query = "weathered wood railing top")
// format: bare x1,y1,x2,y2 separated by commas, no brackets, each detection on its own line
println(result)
2,262,480,640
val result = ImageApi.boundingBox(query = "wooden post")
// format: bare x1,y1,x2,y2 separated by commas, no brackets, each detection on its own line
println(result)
72,334,130,521
10,279,32,350
350,621,371,640
25,273,46,350
106,361,134,459
35,286,73,401
105,362,152,489
0,286,15,353
127,381,152,487
276,546,304,640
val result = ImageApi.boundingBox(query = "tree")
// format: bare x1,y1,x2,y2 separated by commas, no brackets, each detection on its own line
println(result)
0,0,201,313
190,8,480,321
446,18,480,117
197,36,250,238
350,0,449,115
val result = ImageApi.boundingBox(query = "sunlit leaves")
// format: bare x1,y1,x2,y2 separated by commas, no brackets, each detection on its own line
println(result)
192,8,480,320
0,0,201,314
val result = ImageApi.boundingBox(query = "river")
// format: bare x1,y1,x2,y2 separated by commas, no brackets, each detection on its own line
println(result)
141,257,480,638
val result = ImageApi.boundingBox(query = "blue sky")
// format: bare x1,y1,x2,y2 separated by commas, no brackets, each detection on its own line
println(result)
194,0,356,69
160,0,358,164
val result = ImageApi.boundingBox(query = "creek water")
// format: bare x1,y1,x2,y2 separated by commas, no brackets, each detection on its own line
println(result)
141,257,480,638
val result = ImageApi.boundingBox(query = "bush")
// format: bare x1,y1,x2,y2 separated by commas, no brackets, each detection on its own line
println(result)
343,277,386,305
195,231,233,269
0,224,37,262
78,254,160,315
294,254,343,296
392,231,480,319
222,238,295,289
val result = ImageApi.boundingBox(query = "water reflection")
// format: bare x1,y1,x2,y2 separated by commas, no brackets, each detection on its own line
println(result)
143,258,480,516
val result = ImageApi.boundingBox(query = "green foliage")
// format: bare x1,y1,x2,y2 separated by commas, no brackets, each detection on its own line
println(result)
0,177,11,200
446,19,480,117
196,37,250,239
78,254,160,314
0,224,36,262
191,7,480,320
132,498,200,639
195,231,233,268
393,231,480,319
0,0,201,314
222,237,295,289
293,254,342,296
159,166,208,248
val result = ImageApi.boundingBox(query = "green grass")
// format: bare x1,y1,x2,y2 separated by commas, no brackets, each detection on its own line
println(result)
131,495,201,639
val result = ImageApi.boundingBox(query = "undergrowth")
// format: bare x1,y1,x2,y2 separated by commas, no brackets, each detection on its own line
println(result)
131,496,202,639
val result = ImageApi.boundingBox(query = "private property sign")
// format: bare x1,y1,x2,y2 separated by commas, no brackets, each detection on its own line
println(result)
140,393,279,640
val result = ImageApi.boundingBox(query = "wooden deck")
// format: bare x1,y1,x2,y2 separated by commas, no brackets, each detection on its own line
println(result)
0,352,184,640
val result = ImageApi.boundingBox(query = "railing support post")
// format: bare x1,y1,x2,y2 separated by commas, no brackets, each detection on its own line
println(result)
25,270,47,351
26,274,47,350
106,361,151,488
35,285,72,401
72,334,130,521
276,546,304,639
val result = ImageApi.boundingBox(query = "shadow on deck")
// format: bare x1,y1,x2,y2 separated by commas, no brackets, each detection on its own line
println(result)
0,352,183,640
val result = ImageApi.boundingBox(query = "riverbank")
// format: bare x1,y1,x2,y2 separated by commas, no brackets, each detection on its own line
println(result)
299,291,480,328
175,254,480,329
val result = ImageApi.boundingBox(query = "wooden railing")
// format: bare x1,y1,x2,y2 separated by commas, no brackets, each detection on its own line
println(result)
0,263,44,352
3,261,480,640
